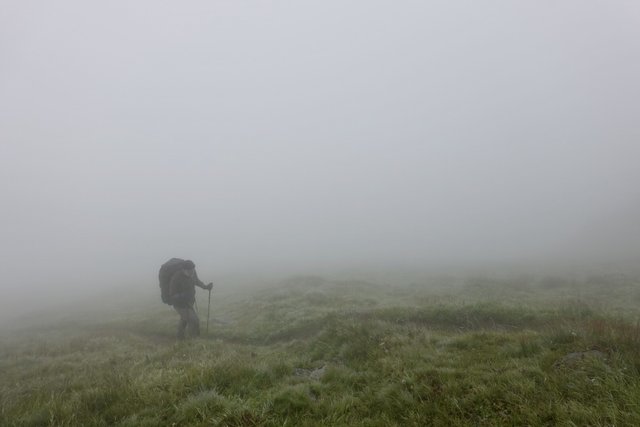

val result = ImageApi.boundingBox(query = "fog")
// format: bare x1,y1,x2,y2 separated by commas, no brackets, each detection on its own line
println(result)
1,1,639,319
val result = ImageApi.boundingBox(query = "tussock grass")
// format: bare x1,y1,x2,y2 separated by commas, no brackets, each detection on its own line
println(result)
2,275,640,425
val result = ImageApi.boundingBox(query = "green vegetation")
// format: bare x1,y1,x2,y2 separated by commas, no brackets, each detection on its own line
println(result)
2,274,640,426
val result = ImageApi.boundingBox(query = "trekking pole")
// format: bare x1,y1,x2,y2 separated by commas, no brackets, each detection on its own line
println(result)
207,287,212,335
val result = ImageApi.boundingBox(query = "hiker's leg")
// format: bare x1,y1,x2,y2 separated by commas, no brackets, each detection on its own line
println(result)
187,307,200,337
174,306,188,339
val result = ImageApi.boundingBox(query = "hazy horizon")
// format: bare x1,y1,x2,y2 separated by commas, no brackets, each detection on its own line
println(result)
2,1,639,319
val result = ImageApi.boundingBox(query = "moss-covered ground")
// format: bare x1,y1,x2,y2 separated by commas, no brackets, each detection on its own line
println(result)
2,274,640,426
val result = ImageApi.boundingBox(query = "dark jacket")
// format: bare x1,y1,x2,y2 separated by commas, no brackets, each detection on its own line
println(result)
169,270,206,307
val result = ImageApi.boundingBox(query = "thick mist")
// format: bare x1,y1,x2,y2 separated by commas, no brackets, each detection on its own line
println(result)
1,1,639,319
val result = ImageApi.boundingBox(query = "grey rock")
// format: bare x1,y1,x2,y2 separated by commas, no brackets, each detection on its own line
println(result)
554,350,607,368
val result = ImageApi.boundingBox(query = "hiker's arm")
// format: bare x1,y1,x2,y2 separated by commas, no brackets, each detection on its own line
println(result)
193,271,212,290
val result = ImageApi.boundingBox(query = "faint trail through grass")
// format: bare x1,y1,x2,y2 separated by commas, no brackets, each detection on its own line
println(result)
2,274,640,425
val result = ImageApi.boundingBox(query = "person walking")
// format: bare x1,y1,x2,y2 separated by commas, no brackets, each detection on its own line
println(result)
161,259,212,339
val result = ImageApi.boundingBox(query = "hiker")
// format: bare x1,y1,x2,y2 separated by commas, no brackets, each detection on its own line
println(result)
160,259,213,339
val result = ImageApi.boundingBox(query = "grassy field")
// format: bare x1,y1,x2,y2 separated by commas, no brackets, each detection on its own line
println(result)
2,273,640,426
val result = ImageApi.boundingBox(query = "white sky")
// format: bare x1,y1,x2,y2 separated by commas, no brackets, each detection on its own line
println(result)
1,1,639,313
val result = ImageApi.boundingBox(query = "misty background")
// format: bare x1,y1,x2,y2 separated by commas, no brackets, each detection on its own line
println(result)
1,1,639,319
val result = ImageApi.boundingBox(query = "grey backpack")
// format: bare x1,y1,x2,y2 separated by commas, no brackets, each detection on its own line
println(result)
158,258,184,304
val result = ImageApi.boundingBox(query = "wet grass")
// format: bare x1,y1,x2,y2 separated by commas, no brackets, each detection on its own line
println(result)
2,274,640,425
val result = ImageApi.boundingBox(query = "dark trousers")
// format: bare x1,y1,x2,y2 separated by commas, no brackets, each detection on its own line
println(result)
173,305,200,339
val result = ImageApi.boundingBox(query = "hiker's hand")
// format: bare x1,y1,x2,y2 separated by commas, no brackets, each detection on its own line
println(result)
206,283,213,291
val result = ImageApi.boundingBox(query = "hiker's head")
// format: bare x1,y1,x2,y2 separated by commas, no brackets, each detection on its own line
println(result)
182,260,196,277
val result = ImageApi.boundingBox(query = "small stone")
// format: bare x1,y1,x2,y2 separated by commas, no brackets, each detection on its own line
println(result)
553,350,607,368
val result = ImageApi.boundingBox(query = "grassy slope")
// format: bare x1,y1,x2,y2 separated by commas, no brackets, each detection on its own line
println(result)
2,274,640,426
